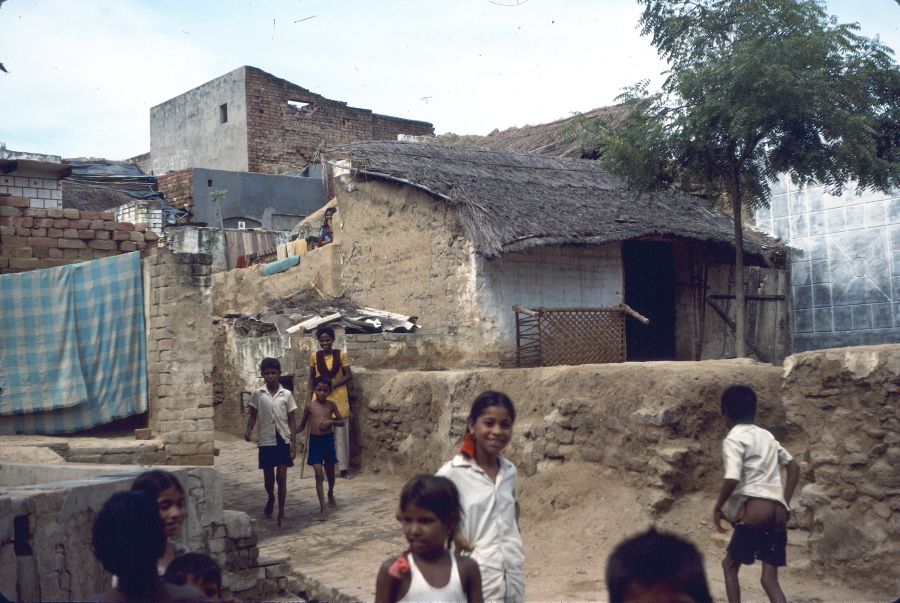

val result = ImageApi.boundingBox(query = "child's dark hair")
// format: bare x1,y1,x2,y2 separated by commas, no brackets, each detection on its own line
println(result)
468,390,516,424
325,207,337,215
313,375,333,390
606,527,712,603
316,327,336,340
721,384,757,423
260,357,281,374
93,491,166,596
131,468,184,498
400,474,461,546
164,552,222,589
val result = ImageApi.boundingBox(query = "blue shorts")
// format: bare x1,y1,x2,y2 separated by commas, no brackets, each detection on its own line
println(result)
727,522,787,567
258,432,294,470
307,432,338,466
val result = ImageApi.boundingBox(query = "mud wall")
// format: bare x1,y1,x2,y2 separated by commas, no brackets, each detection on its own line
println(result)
356,360,784,512
785,344,900,594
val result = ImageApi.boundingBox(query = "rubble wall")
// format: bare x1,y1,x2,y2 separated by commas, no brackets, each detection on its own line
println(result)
144,252,215,465
0,196,157,274
785,344,900,594
211,243,342,314
157,168,194,211
356,360,784,512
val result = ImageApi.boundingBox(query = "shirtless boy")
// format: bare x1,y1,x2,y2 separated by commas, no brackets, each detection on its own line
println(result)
298,375,345,521
713,385,800,603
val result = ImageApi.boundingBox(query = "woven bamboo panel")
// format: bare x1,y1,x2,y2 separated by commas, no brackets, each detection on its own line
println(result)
515,307,626,367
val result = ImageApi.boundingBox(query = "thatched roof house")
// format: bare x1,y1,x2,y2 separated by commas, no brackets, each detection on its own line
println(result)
306,140,785,365
324,140,763,261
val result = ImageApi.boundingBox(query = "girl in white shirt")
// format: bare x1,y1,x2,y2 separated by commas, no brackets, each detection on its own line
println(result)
437,391,525,603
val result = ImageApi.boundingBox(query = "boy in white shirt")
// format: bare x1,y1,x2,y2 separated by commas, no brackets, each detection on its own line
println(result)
713,385,800,603
245,357,297,530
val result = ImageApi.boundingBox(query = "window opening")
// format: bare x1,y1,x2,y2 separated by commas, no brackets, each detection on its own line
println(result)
287,100,310,111
207,179,213,187
219,103,228,124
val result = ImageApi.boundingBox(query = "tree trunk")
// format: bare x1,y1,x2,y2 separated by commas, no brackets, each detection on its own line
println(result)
732,187,746,358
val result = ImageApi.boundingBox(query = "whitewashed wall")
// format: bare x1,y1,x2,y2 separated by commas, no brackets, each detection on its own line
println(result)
475,243,624,357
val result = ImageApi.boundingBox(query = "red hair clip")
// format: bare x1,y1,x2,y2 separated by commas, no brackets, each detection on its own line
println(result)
388,547,412,578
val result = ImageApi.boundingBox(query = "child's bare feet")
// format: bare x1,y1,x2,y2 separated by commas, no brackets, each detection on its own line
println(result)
328,494,337,508
317,509,328,521
277,515,290,530
264,496,275,518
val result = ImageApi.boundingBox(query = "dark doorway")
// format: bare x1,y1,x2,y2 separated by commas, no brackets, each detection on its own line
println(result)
623,241,676,361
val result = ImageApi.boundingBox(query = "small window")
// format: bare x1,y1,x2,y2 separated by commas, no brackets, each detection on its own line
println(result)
207,179,213,187
219,103,228,124
287,100,310,111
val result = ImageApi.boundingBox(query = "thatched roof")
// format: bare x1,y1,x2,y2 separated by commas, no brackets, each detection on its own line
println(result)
472,105,629,159
62,183,137,213
324,141,764,262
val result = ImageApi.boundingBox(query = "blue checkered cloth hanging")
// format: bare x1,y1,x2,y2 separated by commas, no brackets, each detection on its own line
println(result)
0,252,147,434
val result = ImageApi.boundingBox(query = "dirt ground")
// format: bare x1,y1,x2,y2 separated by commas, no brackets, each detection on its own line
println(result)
214,432,884,602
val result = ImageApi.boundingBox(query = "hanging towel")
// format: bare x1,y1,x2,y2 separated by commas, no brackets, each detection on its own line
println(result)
294,239,308,255
0,253,148,434
276,243,288,260
235,255,249,269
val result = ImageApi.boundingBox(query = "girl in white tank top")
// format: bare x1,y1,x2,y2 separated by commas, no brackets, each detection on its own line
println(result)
375,475,483,603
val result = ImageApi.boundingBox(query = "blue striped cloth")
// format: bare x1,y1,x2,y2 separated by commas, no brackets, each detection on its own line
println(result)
0,252,147,434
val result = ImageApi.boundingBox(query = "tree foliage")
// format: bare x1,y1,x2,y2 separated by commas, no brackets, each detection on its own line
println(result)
579,0,900,356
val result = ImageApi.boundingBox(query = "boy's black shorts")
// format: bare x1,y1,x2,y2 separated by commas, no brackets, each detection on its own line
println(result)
727,522,787,567
258,432,294,469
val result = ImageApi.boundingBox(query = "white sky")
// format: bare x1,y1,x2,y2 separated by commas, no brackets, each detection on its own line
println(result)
1,0,898,160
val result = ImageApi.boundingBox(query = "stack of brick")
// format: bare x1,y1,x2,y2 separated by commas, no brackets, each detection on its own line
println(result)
157,168,194,211
144,251,215,465
214,511,299,601
0,196,159,274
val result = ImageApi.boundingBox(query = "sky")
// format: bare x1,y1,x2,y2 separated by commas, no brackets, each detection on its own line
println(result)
1,0,898,160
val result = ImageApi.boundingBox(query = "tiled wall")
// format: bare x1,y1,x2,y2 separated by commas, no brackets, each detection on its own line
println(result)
0,174,63,208
755,179,900,352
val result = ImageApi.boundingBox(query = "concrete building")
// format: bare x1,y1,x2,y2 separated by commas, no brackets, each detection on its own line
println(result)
755,180,900,352
149,66,434,175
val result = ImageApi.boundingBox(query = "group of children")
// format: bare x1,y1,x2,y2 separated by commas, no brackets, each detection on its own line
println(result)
87,339,799,603
243,327,352,527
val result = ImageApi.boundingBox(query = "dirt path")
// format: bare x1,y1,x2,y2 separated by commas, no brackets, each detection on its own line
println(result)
214,431,881,602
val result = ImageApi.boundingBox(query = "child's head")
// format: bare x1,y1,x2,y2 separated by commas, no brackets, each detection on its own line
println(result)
131,469,186,539
721,384,757,424
316,327,336,349
259,358,281,377
164,553,222,601
93,490,166,594
313,375,333,401
606,527,711,603
398,474,461,551
466,390,516,456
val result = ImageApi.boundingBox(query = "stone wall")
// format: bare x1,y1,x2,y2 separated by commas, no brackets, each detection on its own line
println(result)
157,168,194,211
0,196,156,274
785,344,900,594
0,464,295,602
356,360,784,512
0,173,63,209
245,67,434,174
143,251,215,465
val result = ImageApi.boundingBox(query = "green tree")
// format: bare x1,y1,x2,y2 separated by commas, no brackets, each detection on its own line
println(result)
587,0,900,358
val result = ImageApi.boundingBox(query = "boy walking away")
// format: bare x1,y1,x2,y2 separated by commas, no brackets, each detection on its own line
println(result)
713,385,800,603
245,357,297,530
309,327,354,478
299,375,344,521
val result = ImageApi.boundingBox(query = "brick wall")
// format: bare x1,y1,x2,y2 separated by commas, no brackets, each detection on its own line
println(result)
0,196,159,274
125,151,152,174
144,251,215,465
157,167,194,210
0,175,63,209
245,67,434,174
